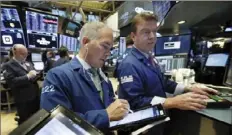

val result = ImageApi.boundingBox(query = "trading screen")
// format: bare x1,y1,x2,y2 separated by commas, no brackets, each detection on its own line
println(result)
155,35,191,56
59,34,77,52
26,10,58,49
1,7,26,48
205,54,229,67
153,1,171,23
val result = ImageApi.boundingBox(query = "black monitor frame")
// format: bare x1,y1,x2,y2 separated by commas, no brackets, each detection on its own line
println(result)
223,58,232,87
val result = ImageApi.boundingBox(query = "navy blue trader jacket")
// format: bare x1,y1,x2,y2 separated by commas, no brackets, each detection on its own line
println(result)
117,47,177,110
40,57,115,129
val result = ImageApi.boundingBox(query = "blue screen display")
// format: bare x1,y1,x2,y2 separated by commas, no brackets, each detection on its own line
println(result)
1,7,26,48
59,34,78,52
155,35,191,56
26,10,58,49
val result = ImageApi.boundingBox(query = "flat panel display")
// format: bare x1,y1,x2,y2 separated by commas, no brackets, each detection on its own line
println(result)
1,6,26,48
26,9,58,49
155,35,191,56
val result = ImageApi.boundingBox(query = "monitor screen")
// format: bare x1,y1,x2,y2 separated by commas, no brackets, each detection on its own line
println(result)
35,113,91,135
153,1,171,24
205,54,229,67
26,10,58,49
72,12,82,22
88,15,100,22
32,53,42,62
224,58,232,86
155,35,191,56
33,62,44,70
1,6,26,48
63,21,81,37
59,34,77,51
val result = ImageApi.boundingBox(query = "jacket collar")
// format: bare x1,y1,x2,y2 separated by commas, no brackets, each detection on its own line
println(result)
131,47,148,61
69,56,83,70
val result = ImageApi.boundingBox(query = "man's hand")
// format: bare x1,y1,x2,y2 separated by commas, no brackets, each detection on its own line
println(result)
184,83,218,96
164,92,208,111
27,70,37,79
106,99,129,121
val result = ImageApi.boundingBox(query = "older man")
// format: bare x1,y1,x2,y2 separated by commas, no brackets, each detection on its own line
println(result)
40,22,129,132
3,44,40,124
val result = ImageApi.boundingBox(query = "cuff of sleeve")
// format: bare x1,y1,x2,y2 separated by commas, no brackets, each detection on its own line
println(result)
95,109,110,129
174,83,185,95
150,96,166,105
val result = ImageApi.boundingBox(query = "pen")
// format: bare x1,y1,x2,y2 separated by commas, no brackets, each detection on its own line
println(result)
114,97,134,113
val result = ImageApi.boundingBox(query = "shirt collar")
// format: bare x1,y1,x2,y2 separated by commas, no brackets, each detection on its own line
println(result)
133,45,152,59
76,55,91,70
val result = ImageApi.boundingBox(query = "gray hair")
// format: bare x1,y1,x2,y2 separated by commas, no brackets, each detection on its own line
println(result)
79,21,109,45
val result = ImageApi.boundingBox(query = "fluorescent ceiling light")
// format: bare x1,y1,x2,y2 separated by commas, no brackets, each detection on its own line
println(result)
177,20,185,24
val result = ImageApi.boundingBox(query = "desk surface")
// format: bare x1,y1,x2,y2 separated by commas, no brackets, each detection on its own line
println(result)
196,97,232,125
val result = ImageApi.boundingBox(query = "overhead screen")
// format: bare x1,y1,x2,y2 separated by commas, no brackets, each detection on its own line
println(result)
118,1,153,28
155,35,191,56
26,9,58,49
118,1,174,28
1,6,26,48
59,34,78,52
87,14,100,22
152,1,172,25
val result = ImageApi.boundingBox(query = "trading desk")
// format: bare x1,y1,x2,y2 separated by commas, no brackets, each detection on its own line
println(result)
165,97,232,135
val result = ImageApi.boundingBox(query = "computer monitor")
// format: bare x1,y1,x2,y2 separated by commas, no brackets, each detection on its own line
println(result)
33,62,44,71
1,5,26,49
31,53,42,62
224,58,232,87
205,53,229,67
59,34,77,51
88,15,100,22
155,35,191,56
26,8,58,49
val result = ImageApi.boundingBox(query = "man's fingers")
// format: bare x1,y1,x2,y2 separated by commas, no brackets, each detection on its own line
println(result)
190,93,208,99
119,99,129,104
203,88,219,95
191,103,206,110
190,98,207,106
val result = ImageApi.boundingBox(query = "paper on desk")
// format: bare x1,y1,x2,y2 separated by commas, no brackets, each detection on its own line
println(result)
131,117,170,135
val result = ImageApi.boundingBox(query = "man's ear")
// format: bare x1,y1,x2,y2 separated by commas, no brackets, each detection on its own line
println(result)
82,37,90,47
130,32,136,43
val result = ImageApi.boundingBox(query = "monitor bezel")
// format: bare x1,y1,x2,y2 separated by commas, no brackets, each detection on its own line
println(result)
223,58,232,87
